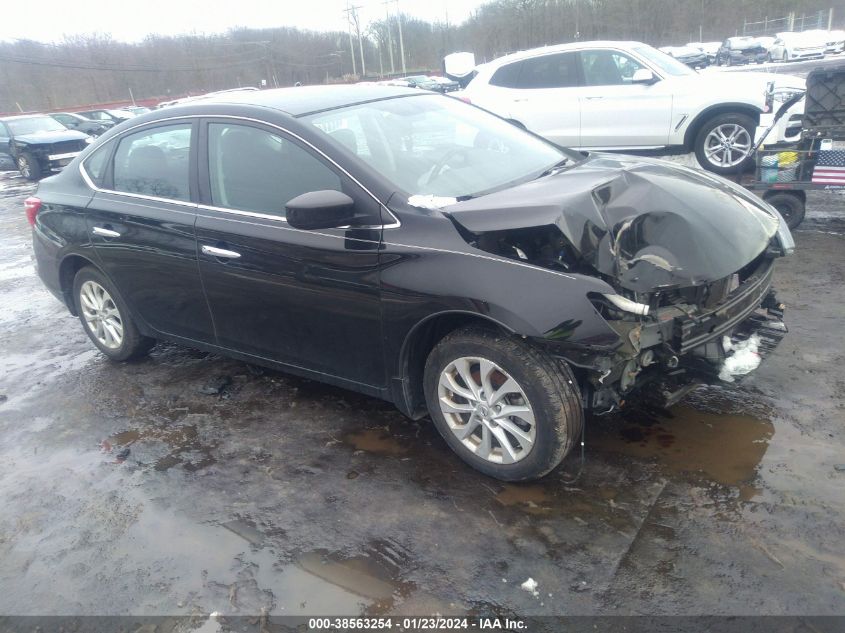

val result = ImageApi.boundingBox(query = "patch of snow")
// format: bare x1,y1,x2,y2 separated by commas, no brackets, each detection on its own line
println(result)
408,194,457,209
520,577,539,597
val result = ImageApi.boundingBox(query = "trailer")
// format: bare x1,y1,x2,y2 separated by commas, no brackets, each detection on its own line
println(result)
738,62,845,229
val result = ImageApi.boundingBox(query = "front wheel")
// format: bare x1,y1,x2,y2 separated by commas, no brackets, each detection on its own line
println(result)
17,153,41,181
423,327,583,481
73,266,154,361
694,112,756,175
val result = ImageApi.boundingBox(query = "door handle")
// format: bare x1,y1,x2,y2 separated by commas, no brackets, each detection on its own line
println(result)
201,244,241,259
585,96,605,100
92,226,121,238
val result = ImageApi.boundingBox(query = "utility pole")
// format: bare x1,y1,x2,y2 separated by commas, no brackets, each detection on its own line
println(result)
344,2,357,76
344,3,365,78
395,0,406,75
382,0,395,74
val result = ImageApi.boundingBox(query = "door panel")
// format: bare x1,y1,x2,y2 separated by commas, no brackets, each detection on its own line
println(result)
578,49,672,148
85,192,213,342
84,120,214,343
195,119,386,388
505,53,582,146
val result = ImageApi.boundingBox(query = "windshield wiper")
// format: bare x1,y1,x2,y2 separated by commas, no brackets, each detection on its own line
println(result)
535,158,570,179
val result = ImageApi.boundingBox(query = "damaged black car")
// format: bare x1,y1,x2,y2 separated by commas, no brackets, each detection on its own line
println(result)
29,86,793,481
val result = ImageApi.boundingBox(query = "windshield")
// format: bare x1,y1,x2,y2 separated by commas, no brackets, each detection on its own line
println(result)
305,94,572,199
632,45,695,76
7,116,67,135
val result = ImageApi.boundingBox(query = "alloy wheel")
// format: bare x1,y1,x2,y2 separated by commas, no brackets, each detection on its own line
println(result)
437,356,536,464
17,157,30,179
79,280,124,349
703,123,752,168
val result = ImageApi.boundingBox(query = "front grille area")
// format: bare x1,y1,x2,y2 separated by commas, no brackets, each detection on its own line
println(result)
49,140,86,155
674,257,775,353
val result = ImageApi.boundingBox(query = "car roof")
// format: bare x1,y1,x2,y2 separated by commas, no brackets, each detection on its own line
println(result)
0,114,52,121
477,40,648,69
180,84,421,117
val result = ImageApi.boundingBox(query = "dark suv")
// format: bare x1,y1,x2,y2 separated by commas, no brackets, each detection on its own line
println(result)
0,115,91,180
27,86,793,481
716,37,767,65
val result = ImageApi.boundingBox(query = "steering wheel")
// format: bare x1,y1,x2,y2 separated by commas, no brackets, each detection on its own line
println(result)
423,146,470,187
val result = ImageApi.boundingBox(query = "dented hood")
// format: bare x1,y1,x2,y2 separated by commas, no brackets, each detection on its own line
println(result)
443,153,780,293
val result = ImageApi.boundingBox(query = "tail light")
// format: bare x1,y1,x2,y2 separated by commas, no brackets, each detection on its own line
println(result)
456,94,471,104
24,196,42,226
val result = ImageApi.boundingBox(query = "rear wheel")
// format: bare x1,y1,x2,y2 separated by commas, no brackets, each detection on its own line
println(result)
694,112,756,175
17,153,41,181
73,266,154,361
423,326,583,481
763,191,805,230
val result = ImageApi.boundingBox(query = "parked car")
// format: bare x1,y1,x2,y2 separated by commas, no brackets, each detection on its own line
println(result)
659,45,709,68
404,75,440,90
429,76,461,92
50,112,113,137
687,41,721,64
461,40,805,174
27,86,793,480
799,29,845,54
768,32,826,62
76,109,135,124
121,106,152,115
716,37,767,65
0,114,90,180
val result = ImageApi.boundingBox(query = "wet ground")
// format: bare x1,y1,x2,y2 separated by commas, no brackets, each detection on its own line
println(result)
0,161,843,622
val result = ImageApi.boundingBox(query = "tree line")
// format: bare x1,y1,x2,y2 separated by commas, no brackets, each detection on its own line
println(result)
0,0,837,112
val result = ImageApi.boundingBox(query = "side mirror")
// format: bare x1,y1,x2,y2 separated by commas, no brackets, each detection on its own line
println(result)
631,69,657,84
286,190,356,230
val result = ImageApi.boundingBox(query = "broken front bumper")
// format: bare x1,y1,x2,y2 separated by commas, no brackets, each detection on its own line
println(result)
566,257,788,412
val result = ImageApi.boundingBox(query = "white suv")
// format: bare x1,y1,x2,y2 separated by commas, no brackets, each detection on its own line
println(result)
462,41,805,174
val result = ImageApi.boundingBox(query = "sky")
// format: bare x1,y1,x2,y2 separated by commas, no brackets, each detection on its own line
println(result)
1,0,487,44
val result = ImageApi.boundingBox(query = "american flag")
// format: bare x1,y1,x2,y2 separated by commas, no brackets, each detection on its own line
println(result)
811,150,845,185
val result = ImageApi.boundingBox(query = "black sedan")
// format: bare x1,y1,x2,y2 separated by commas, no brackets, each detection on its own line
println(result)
50,112,114,137
27,86,793,480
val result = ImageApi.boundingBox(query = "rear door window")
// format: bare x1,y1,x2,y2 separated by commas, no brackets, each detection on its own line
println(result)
489,61,524,88
82,143,112,187
112,123,192,201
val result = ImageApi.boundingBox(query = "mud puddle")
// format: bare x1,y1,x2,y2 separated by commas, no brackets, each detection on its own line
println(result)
106,420,217,471
245,540,414,615
591,404,774,499
344,428,409,456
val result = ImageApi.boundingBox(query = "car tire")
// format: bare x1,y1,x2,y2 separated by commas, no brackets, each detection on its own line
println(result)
763,191,805,230
17,153,41,181
423,326,583,481
73,266,154,361
694,112,756,175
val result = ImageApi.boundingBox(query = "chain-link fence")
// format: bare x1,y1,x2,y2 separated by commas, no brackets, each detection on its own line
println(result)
742,9,834,37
